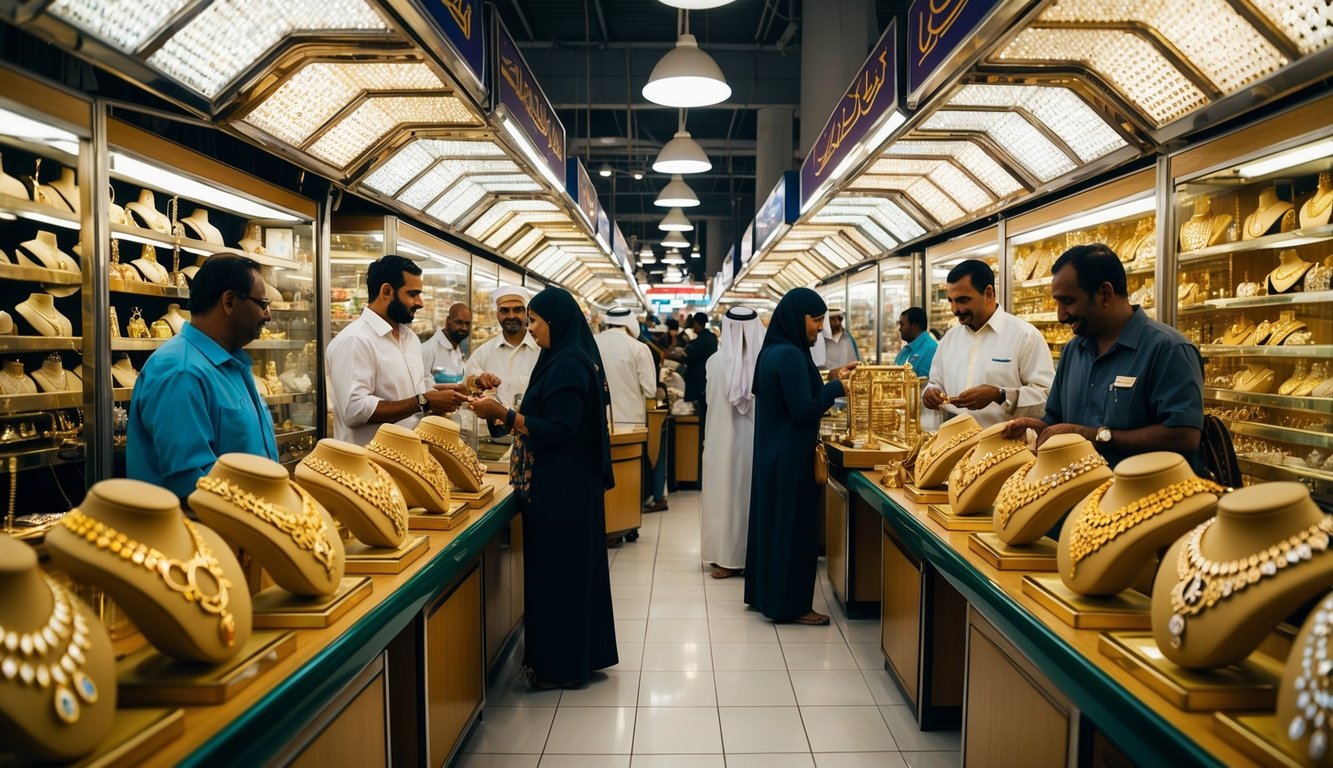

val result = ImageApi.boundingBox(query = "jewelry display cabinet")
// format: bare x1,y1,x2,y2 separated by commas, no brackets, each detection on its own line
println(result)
925,227,999,334
848,265,878,363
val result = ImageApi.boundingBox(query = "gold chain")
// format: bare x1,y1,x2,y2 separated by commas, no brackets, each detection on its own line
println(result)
1067,477,1224,578
416,430,486,484
195,477,337,577
60,510,236,647
948,441,1029,495
1167,513,1333,649
993,453,1109,528
300,456,406,537
366,441,452,494
0,574,99,724
917,426,981,472
1306,188,1333,218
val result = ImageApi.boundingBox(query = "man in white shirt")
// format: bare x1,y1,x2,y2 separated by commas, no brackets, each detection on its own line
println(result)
923,259,1054,428
817,307,859,370
594,307,656,428
327,255,469,445
464,285,540,408
421,302,471,384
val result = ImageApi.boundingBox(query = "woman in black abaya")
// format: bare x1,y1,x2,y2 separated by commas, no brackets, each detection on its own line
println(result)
744,288,857,624
471,287,618,687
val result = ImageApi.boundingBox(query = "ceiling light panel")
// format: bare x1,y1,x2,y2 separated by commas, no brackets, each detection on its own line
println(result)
147,0,389,98
465,200,559,240
1035,0,1287,93
1248,0,1333,54
815,240,857,269
489,215,571,250
883,141,1024,197
307,96,476,168
242,62,444,147
426,181,490,224
813,198,925,243
920,111,1077,182
507,229,547,260
364,138,508,196
994,29,1207,126
948,85,1128,163
48,0,189,52
854,158,993,213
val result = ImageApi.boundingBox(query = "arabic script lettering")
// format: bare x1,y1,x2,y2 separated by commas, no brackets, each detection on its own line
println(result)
811,49,888,178
916,0,968,66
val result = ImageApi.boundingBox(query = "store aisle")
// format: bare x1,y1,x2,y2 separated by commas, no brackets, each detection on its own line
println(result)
458,491,961,768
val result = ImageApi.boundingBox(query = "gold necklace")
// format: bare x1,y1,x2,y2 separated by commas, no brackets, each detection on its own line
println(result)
948,441,1028,494
993,453,1109,528
61,510,236,647
917,426,981,471
1179,215,1214,252
195,477,338,577
1273,260,1310,282
1,574,99,725
25,302,65,335
300,457,407,537
415,430,486,484
1067,477,1224,578
1248,199,1289,237
366,441,452,494
1167,513,1333,649
1305,188,1333,218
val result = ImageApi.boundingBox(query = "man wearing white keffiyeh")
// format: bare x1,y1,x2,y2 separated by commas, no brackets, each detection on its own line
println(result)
700,306,765,578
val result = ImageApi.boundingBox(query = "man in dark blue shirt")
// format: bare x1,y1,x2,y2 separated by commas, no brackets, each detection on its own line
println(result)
1004,244,1205,471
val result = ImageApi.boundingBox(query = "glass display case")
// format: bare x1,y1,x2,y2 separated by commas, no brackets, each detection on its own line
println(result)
1172,130,1333,495
926,228,1000,333
878,256,918,365
470,257,499,351
847,267,878,363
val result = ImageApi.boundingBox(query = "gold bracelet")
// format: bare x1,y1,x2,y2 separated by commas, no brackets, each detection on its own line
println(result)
300,457,406,537
61,510,236,647
0,574,99,724
195,477,338,577
1068,477,1224,578
917,426,981,472
993,453,1109,529
415,430,486,484
948,441,1028,494
1168,512,1333,649
367,440,452,494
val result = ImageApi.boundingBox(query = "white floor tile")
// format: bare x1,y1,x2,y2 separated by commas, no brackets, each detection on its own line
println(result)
782,642,859,670
862,668,911,708
790,670,876,706
609,642,643,670
637,669,718,707
879,706,962,752
841,621,882,644
652,570,706,585
718,706,810,753
609,568,656,585
538,756,629,768
713,669,796,707
542,707,635,754
708,619,779,643
704,580,747,600
640,642,713,671
644,618,711,643
612,599,650,619
703,599,761,619
648,600,709,620
814,753,910,768
710,643,789,671
629,756,725,768
614,618,647,644
902,751,961,768
776,623,847,643
651,583,706,600
558,670,640,707
455,755,541,768
464,707,556,753
800,706,899,753
849,642,885,670
611,583,653,601
727,754,816,768
486,675,563,708
633,707,724,753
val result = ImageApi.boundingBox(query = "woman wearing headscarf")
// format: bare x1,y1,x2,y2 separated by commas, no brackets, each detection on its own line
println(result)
700,306,765,579
744,288,858,625
470,287,618,687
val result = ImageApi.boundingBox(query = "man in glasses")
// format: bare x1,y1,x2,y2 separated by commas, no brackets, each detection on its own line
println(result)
128,253,281,499
327,254,469,446
464,285,539,408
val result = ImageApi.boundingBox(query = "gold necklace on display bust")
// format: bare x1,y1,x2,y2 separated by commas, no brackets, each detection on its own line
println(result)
300,456,407,537
366,440,452,493
993,453,1109,529
1066,477,1225,578
195,477,338,577
0,574,99,725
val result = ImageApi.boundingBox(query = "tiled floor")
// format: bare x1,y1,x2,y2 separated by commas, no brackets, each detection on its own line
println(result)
458,491,961,768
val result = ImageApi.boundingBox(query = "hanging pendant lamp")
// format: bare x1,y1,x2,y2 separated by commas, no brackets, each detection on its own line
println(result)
639,246,657,264
662,231,690,249
658,208,693,232
643,33,731,108
653,130,711,174
658,1,736,8
655,175,700,207
662,249,687,265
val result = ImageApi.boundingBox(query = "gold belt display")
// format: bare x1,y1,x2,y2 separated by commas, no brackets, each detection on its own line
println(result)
993,453,1109,528
1167,513,1333,649
916,426,981,471
195,477,338,577
61,510,236,647
1067,477,1224,578
0,574,99,725
301,457,407,537
416,431,486,484
949,441,1029,494
366,440,452,493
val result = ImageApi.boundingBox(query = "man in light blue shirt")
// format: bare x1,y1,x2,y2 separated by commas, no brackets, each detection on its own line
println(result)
129,254,279,499
894,306,936,377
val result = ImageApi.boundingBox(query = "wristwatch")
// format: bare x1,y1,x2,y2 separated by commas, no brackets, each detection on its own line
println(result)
1095,425,1112,443
417,392,430,414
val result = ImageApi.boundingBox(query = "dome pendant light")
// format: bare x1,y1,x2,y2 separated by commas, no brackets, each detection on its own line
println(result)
658,1,736,8
655,175,700,207
658,207,694,232
642,33,731,108
662,231,690,249
653,129,711,175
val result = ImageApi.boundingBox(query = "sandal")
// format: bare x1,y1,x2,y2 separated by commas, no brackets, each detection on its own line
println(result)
793,611,830,626
710,566,742,579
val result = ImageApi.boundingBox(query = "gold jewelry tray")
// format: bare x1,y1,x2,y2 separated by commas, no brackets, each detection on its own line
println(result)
926,504,992,531
968,533,1058,572
1022,574,1151,630
408,501,469,531
251,576,373,629
116,630,296,706
905,482,948,504
1098,631,1283,711
344,533,430,574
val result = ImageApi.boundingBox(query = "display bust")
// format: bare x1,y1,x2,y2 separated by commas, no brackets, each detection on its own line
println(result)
416,415,486,493
366,423,453,514
46,479,251,663
992,434,1111,545
914,413,982,489
295,439,408,549
1279,588,1333,763
946,423,1032,516
190,453,345,598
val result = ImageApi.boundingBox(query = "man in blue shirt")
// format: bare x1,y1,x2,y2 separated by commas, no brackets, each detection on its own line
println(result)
129,254,279,499
894,306,936,377
1003,244,1205,471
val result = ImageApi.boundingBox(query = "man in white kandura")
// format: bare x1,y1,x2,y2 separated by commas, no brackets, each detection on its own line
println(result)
814,307,859,371
326,255,469,446
594,306,657,429
421,301,471,384
700,306,764,579
464,285,540,407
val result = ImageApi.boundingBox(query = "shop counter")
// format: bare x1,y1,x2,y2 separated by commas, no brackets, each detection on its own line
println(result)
847,471,1242,767
606,428,648,540
670,415,702,489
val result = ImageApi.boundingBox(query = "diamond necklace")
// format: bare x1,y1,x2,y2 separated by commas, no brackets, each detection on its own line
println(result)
993,453,1109,529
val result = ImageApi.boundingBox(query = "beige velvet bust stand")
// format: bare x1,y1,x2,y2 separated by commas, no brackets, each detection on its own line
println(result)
1059,452,1220,597
366,424,452,514
294,439,408,549
1151,482,1333,669
190,453,345,598
0,536,115,760
915,413,981,489
416,415,486,493
946,423,1033,516
46,479,252,664
993,434,1112,545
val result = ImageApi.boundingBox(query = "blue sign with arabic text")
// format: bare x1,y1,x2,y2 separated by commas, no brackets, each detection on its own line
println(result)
907,0,998,106
754,171,798,253
495,18,566,186
799,21,897,211
421,0,485,90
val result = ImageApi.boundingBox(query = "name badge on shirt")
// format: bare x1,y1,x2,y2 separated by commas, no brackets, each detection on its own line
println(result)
990,357,1012,363
1114,375,1137,388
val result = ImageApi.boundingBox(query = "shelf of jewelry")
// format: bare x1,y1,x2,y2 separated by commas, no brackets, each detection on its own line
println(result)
1200,344,1333,358
1176,223,1333,264
0,336,82,352
1179,289,1333,316
108,221,302,272
109,277,189,299
0,391,81,412
1204,387,1333,416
